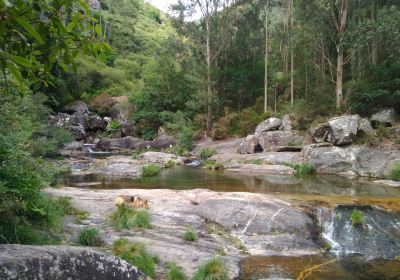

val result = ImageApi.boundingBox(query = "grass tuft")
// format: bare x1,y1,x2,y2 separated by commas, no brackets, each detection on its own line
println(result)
78,227,102,246
142,165,162,177
200,147,217,159
350,209,364,227
166,263,187,280
182,228,198,242
112,238,156,278
203,161,224,170
388,163,400,181
164,160,176,169
110,206,151,230
192,258,229,280
294,163,315,175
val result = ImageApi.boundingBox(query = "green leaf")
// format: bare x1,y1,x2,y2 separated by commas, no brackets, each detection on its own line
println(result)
67,21,76,32
15,17,44,44
95,24,102,37
7,64,22,82
11,56,32,67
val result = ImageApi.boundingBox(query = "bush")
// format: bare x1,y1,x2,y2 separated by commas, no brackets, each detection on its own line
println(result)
200,148,217,159
203,161,224,170
388,163,400,181
110,206,152,230
192,258,229,280
112,238,156,278
78,228,102,246
166,263,187,280
182,229,198,242
164,160,176,169
294,163,316,176
142,165,162,177
350,210,364,227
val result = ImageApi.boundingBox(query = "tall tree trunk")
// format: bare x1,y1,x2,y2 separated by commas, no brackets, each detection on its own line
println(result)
371,0,378,65
206,17,212,135
264,2,269,113
336,46,344,109
290,0,294,107
283,0,290,76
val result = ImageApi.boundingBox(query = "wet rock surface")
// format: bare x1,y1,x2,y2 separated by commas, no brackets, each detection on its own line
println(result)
371,108,397,127
0,245,145,280
45,187,321,277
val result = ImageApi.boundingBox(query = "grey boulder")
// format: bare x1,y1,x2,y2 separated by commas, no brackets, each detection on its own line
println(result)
63,100,89,114
371,108,397,127
255,117,282,134
327,115,359,145
0,245,145,280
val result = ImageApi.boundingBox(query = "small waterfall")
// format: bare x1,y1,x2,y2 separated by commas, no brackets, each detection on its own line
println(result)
318,205,400,260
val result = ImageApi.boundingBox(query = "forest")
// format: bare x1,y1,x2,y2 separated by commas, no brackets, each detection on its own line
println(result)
1,0,400,279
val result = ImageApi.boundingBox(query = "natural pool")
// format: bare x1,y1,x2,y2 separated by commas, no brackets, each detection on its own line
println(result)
63,166,400,279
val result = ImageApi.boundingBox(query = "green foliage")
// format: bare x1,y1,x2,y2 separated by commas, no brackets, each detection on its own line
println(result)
349,63,400,114
166,263,187,280
192,258,229,280
200,148,217,160
0,0,108,91
350,210,364,227
78,228,103,246
108,120,122,131
164,160,176,169
110,206,152,230
142,165,162,177
322,243,332,252
182,228,198,242
0,94,74,244
165,111,195,151
112,238,156,278
294,163,316,176
388,163,400,182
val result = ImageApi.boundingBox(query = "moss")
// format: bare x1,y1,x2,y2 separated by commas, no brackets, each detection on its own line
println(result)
78,228,103,246
142,165,162,177
192,258,229,280
112,238,156,278
182,228,198,242
110,206,152,230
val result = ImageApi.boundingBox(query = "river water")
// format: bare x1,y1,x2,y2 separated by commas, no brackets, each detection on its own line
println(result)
64,166,400,279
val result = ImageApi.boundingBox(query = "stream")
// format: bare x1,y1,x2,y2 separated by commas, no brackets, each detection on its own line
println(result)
63,166,400,279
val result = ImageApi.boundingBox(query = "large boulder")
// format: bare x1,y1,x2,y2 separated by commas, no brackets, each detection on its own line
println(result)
255,117,282,134
239,131,311,154
327,115,359,145
0,245,145,280
96,136,144,151
308,123,330,143
150,134,176,149
52,112,88,140
62,100,89,114
346,146,400,178
358,117,373,135
279,114,294,131
302,143,353,174
120,122,136,137
371,108,397,127
88,116,107,131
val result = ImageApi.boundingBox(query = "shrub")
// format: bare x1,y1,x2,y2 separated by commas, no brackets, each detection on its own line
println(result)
182,229,198,242
200,148,217,159
164,160,176,169
112,238,156,278
192,258,229,280
294,163,315,175
388,163,400,181
166,263,187,280
78,228,102,246
142,165,162,177
107,120,121,132
110,206,152,230
350,210,364,227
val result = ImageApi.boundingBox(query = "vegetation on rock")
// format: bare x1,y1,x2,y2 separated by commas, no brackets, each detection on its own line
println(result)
166,263,187,280
182,228,198,242
350,210,365,227
192,258,229,280
110,206,152,230
142,165,162,177
78,228,103,246
388,164,400,182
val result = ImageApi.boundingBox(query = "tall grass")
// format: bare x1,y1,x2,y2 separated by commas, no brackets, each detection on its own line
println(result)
192,258,229,280
388,163,400,181
142,165,162,177
78,228,102,246
112,238,156,278
182,228,198,242
110,205,151,230
166,263,187,280
200,147,217,159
